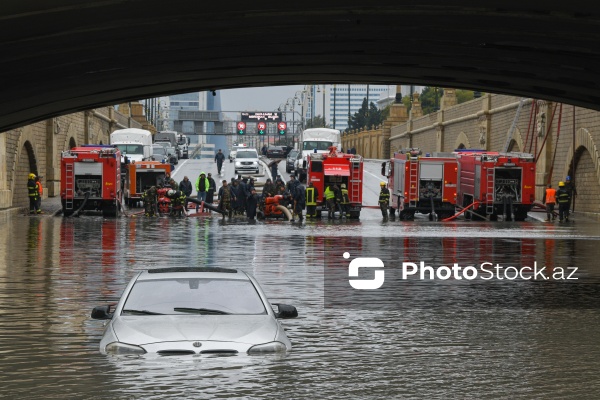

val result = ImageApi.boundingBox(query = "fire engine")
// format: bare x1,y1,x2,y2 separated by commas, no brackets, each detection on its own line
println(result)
381,149,458,220
456,151,536,221
122,161,171,208
306,148,363,218
60,145,122,217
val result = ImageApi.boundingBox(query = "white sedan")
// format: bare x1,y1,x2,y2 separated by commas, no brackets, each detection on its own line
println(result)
92,267,298,355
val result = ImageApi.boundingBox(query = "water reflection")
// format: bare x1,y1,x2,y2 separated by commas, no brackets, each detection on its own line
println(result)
0,215,600,398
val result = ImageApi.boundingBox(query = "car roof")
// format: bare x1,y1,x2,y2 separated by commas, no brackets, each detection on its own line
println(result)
137,267,250,281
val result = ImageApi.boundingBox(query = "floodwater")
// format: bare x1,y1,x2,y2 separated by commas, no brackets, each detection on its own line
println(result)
2,210,600,399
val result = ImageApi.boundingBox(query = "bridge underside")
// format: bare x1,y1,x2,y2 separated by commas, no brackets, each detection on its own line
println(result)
3,1,600,131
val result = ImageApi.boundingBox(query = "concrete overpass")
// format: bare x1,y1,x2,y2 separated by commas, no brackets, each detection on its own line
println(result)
3,1,600,132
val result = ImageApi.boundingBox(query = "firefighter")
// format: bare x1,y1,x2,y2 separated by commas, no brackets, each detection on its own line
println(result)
556,181,571,222
305,181,318,218
246,178,258,219
340,183,350,218
564,175,576,212
142,186,158,217
379,181,390,221
324,184,336,219
218,180,233,218
27,173,40,214
167,189,187,217
35,176,43,214
543,183,556,221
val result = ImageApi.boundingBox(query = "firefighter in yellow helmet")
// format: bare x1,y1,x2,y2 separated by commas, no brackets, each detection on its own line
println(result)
378,181,390,221
556,181,571,222
27,173,40,214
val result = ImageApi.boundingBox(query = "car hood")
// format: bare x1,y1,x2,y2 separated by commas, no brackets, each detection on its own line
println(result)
112,315,278,345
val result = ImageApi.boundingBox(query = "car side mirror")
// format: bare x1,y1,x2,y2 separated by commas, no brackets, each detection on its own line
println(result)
273,304,298,319
91,305,113,320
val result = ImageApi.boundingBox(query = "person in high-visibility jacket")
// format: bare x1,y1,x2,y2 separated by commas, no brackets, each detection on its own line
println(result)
305,181,318,218
324,184,336,219
340,183,350,218
542,183,556,221
27,173,40,214
379,181,390,221
556,181,571,222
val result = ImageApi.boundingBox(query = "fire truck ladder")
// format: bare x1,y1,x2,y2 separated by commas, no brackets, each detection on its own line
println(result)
64,162,75,210
486,167,495,215
408,159,419,208
349,156,362,203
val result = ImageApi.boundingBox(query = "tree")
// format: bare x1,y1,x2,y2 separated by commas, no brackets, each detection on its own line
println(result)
346,97,386,132
305,115,328,129
456,89,475,104
420,87,444,115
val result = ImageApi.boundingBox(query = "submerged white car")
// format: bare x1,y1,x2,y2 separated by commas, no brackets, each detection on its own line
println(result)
91,267,298,355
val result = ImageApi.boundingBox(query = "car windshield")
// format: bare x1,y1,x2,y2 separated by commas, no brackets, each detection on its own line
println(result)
236,151,257,159
153,146,166,155
115,144,143,154
269,147,283,151
122,278,267,315
303,141,333,151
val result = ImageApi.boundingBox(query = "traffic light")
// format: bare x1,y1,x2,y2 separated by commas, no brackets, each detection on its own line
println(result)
237,122,246,135
278,121,287,135
257,121,266,135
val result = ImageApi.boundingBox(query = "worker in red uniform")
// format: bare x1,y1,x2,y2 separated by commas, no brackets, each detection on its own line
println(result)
543,183,556,221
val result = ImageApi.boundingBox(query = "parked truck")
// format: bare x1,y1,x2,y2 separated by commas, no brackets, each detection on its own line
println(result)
155,130,180,158
177,133,191,159
295,128,341,181
60,145,122,217
122,161,172,208
110,128,153,163
455,151,536,221
382,149,458,221
306,147,363,218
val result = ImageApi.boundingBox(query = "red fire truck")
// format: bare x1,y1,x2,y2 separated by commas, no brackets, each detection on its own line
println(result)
60,145,122,217
306,148,363,218
122,161,171,208
455,151,536,221
381,149,458,220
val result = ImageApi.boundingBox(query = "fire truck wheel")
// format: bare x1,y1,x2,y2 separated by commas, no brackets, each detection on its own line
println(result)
514,209,528,221
399,210,414,220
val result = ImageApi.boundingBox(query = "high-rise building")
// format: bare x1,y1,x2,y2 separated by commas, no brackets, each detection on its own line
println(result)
326,84,390,132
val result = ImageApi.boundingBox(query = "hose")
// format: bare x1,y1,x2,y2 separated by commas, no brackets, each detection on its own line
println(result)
441,201,480,222
69,192,91,217
275,205,293,221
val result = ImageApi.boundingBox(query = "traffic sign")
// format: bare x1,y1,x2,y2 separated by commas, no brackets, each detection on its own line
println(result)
257,121,267,135
237,121,246,135
278,121,287,135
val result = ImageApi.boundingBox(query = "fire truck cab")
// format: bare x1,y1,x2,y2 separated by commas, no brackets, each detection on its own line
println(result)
307,148,363,218
122,161,171,208
60,145,122,217
382,149,458,220
456,151,536,221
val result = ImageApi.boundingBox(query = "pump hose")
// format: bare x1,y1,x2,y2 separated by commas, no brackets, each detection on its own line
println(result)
441,201,480,222
70,192,91,217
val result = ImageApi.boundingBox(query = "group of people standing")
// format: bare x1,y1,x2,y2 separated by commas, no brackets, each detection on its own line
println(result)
544,176,576,222
216,176,259,219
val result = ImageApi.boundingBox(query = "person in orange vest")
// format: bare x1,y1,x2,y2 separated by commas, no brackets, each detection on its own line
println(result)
35,175,43,214
542,183,556,221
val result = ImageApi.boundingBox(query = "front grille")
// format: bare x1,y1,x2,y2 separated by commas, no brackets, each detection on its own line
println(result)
200,350,239,355
157,350,196,356
241,162,254,165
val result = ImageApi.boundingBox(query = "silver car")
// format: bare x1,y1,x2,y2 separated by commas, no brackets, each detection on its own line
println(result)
234,149,260,175
91,267,298,355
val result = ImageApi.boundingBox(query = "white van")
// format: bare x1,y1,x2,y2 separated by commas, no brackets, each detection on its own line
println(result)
110,128,153,163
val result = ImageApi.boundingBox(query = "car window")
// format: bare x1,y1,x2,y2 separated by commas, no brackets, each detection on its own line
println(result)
236,151,258,159
288,151,298,158
153,146,166,155
122,278,267,315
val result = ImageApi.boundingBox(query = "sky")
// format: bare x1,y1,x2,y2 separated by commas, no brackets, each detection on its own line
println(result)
219,85,305,113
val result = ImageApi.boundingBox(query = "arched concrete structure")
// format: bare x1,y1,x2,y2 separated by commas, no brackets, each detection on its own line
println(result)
506,128,524,152
454,132,471,150
3,2,600,131
563,128,600,194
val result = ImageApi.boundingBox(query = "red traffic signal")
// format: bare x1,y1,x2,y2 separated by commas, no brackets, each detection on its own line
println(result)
237,121,246,135
278,121,287,135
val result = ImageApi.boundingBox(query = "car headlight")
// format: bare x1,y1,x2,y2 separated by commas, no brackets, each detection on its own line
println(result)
105,342,147,355
235,161,241,166
247,341,287,354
